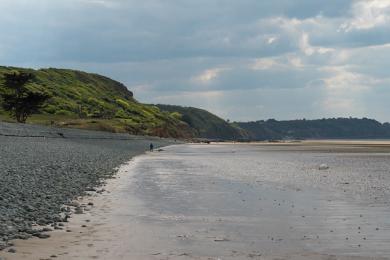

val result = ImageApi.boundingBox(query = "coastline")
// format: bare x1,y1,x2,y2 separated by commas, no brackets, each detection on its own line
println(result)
0,122,177,253
0,155,146,260
2,142,390,259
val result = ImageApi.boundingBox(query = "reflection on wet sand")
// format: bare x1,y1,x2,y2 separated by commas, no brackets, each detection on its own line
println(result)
3,142,390,260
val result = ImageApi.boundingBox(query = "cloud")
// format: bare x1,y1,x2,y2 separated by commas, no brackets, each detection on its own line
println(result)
340,0,390,32
267,35,279,45
192,68,230,84
251,58,279,70
1,0,390,121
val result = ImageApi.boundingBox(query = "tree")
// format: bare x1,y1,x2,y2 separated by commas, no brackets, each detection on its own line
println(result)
0,71,50,123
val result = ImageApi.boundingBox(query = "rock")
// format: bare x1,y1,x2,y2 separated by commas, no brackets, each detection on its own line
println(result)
37,218,48,226
33,233,50,239
24,205,36,212
8,248,16,253
15,233,32,240
68,202,80,207
75,207,84,214
0,241,7,251
319,164,329,170
26,229,39,235
214,237,230,242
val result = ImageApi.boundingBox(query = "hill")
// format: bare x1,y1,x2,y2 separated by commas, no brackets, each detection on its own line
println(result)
236,118,390,140
0,66,193,138
2,66,390,141
156,104,245,140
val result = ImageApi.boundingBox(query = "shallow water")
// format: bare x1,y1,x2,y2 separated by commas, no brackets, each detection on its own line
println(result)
129,144,390,258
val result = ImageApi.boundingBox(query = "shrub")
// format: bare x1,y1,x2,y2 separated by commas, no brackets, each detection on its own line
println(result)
55,110,73,116
115,109,128,119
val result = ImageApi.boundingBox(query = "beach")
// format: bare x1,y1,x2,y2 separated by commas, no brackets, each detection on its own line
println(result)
2,141,390,259
0,122,175,253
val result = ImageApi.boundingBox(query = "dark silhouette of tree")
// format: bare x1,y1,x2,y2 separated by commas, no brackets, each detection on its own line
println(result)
0,72,50,123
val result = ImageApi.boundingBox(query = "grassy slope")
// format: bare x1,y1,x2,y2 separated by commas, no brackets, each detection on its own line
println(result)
0,66,193,138
236,118,390,140
156,104,245,140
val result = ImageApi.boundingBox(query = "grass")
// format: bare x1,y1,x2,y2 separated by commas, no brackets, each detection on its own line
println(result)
0,66,194,138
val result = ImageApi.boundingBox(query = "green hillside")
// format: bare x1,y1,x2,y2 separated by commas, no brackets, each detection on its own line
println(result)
3,66,389,141
0,66,193,138
156,104,245,140
236,118,390,140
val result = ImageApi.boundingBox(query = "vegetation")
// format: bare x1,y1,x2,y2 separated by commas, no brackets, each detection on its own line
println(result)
156,104,244,140
236,118,390,140
0,72,50,123
0,66,192,138
2,66,390,141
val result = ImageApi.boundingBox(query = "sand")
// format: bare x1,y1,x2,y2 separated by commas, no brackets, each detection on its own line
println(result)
2,142,390,260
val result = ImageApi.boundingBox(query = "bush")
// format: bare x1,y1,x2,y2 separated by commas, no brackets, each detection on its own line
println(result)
116,99,130,110
55,110,73,116
115,109,128,119
43,105,57,114
170,112,182,120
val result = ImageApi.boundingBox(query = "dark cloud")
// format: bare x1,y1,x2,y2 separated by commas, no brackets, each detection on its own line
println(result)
1,0,390,121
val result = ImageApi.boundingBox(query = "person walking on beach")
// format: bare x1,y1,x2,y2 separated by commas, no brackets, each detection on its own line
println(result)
150,143,154,152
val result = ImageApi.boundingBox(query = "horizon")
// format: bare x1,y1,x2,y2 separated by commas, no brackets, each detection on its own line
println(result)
1,0,390,122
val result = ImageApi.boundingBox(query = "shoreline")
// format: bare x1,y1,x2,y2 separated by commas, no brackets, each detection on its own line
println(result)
0,155,145,259
0,121,177,253
2,143,390,259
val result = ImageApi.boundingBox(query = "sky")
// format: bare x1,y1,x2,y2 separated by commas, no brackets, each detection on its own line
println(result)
1,0,390,122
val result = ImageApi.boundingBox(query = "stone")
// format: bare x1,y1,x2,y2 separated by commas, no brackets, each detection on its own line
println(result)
33,233,50,239
75,207,84,214
319,164,329,170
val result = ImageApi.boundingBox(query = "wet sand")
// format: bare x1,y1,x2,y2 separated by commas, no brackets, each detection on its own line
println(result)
2,142,390,260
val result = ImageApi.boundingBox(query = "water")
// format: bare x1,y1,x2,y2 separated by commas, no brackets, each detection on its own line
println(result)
128,143,390,258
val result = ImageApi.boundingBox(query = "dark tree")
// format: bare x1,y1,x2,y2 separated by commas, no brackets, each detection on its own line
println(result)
0,72,50,123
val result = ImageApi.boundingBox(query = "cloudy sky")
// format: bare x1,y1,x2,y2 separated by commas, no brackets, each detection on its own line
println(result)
1,0,390,122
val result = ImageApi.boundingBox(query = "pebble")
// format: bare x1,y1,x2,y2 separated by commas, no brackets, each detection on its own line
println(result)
0,122,173,245
319,164,329,170
75,207,84,214
35,233,51,239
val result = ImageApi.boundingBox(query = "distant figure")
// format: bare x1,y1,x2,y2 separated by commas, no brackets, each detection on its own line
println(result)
149,143,154,152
